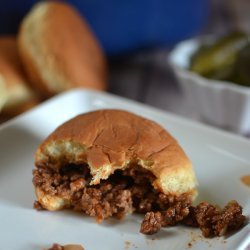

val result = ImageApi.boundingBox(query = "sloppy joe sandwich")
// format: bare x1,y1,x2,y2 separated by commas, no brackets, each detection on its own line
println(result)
33,109,245,236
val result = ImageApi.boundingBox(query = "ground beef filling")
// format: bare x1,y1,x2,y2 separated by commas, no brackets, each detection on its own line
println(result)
33,164,187,222
33,164,246,237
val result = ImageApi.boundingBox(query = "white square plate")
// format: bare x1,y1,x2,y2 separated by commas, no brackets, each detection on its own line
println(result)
0,89,249,250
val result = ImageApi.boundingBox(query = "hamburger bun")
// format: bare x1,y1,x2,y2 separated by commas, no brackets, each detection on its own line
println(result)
0,36,39,118
18,1,107,98
0,76,8,112
34,109,197,211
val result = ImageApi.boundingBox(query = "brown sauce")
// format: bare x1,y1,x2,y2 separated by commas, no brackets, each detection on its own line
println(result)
47,244,84,250
241,175,250,187
64,245,84,250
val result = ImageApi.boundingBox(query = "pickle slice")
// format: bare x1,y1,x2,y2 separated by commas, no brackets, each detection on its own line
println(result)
232,44,250,86
190,31,249,80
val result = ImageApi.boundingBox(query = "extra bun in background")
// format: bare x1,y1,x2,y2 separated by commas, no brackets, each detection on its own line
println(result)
0,76,7,112
34,109,197,212
18,1,107,98
0,36,40,119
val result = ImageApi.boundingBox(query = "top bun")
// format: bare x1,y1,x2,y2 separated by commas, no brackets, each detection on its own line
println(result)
18,1,107,98
35,109,197,198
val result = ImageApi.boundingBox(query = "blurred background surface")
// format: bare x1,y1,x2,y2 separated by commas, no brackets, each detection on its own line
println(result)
1,0,250,136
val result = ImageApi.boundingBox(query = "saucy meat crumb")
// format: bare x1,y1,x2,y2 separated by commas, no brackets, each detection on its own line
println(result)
140,212,162,235
141,200,246,236
140,197,192,234
47,244,63,250
184,200,246,237
47,243,84,250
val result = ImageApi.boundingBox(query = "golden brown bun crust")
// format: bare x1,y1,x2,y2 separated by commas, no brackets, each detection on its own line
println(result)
0,77,7,112
0,36,25,87
35,109,198,198
18,1,107,98
0,36,39,116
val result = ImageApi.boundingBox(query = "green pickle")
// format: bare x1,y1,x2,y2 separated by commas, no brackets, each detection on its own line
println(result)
190,31,250,83
232,44,250,86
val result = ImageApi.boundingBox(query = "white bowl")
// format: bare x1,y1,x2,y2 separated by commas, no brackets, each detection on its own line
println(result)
169,37,250,135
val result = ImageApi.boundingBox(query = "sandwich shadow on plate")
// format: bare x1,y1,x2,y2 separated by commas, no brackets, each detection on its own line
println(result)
0,125,41,209
61,209,178,238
